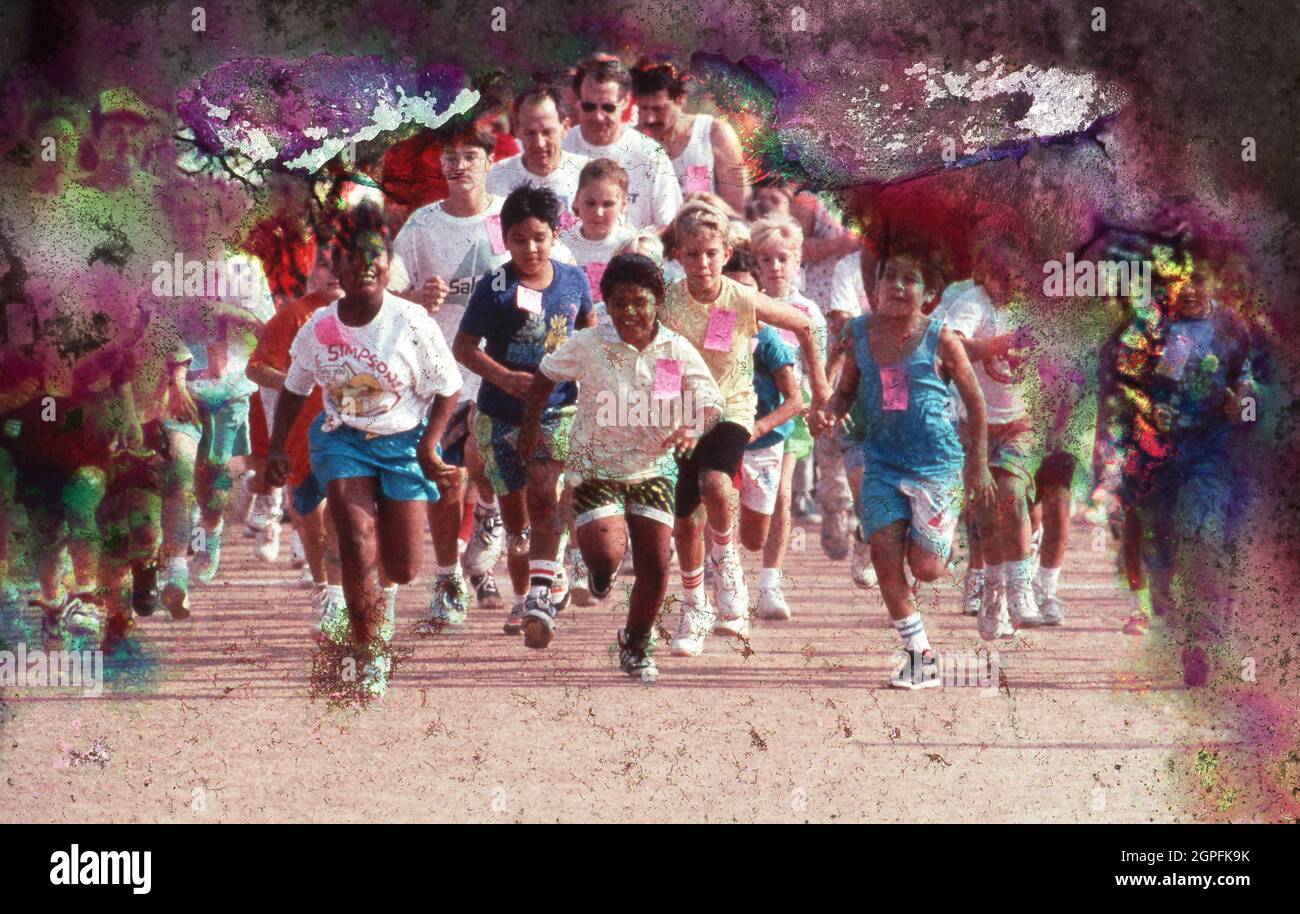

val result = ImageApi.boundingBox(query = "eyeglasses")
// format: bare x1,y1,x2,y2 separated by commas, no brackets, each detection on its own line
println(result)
440,150,486,167
580,101,620,114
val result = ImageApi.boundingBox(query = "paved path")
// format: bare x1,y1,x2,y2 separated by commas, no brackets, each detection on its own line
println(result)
1,517,1223,822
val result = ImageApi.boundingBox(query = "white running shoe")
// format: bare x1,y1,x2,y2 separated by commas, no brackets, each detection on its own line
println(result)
711,549,749,621
1006,577,1043,628
669,600,715,656
1035,579,1065,626
962,570,985,617
462,505,504,576
756,586,791,621
978,580,1015,642
246,493,279,533
254,520,281,562
851,529,876,589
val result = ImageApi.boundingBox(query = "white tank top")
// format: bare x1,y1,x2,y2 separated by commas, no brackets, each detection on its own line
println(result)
671,114,716,196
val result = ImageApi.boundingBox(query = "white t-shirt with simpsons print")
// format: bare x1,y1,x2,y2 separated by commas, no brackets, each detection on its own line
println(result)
285,291,462,437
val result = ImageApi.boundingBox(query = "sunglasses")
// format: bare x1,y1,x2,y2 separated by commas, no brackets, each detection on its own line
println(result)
580,101,620,114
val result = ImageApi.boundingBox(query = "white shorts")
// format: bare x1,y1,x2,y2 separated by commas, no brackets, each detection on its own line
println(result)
740,442,785,516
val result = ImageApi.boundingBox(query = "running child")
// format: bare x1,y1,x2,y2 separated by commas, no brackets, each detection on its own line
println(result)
389,119,510,619
559,158,637,321
656,199,831,657
247,243,347,639
811,239,995,690
942,235,1047,639
266,201,463,699
519,253,723,676
452,185,596,647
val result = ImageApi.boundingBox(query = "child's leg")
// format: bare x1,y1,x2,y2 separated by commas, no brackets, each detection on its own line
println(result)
160,430,197,564
761,451,798,571
576,515,627,591
497,490,531,600
325,477,386,643
63,466,106,593
425,464,463,571
625,513,672,636
868,520,914,621
524,457,566,595
294,498,328,585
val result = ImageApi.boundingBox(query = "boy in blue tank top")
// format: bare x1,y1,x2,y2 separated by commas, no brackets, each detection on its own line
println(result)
813,244,995,689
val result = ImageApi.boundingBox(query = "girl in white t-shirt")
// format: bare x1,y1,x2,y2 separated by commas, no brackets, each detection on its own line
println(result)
266,203,463,700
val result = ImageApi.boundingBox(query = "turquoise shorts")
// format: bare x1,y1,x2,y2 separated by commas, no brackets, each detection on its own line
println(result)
308,414,441,503
195,398,251,466
859,464,962,560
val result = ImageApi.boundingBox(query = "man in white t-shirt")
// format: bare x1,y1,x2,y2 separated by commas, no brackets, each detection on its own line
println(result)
386,119,510,616
486,86,590,227
629,57,749,214
561,55,682,231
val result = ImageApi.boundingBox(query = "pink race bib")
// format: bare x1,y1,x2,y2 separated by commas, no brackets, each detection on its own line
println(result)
683,164,711,194
652,358,682,399
584,261,607,299
880,365,908,411
486,214,506,254
779,328,798,347
557,209,578,232
704,308,736,351
516,285,542,314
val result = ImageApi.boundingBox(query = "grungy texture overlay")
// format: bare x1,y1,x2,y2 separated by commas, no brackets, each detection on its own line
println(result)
0,0,1296,822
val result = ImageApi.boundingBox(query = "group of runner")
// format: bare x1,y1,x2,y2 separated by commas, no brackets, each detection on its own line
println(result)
0,54,1263,698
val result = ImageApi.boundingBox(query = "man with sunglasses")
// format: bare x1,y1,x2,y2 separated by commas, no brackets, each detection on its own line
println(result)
631,57,750,214
561,55,682,231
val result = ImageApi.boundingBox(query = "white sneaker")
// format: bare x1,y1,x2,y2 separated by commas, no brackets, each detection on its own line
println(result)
254,520,281,562
962,570,985,617
669,600,715,656
246,493,279,533
1035,579,1065,626
851,530,876,588
756,586,791,620
978,580,1016,641
1006,577,1043,628
462,506,504,576
711,549,749,622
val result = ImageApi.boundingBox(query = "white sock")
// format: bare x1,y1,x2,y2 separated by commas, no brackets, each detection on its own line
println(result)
167,556,188,576
476,492,498,512
1006,557,1034,587
757,567,781,590
986,562,1005,588
1036,565,1061,595
680,567,705,607
325,584,344,600
893,612,931,653
513,589,528,605
708,525,735,561
435,564,459,579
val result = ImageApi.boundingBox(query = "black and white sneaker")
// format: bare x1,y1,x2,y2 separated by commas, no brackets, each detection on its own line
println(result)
521,590,556,649
889,649,941,690
617,628,658,682
471,571,503,610
589,569,620,601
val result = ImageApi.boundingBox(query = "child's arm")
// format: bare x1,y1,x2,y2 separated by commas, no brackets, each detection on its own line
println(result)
515,373,558,464
940,326,995,508
416,393,461,489
452,331,534,401
753,295,831,411
751,364,801,443
810,345,860,436
264,389,305,488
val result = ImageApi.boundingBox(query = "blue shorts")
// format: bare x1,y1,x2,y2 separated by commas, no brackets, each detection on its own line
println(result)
474,406,574,496
292,469,327,517
308,414,441,503
195,398,251,466
859,464,962,560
